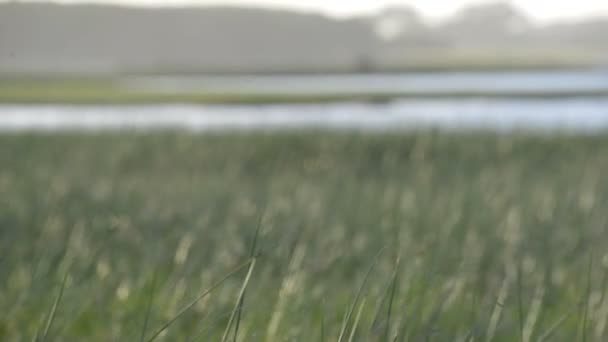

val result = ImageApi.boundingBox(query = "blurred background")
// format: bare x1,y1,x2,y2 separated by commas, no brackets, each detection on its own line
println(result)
3,1,608,341
1,0,608,130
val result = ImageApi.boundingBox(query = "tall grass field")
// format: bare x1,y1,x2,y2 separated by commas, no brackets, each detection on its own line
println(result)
1,132,608,341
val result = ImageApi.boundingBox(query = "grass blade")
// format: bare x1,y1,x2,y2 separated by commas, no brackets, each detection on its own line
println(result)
485,275,510,342
537,312,572,342
383,267,399,341
337,246,385,342
221,258,257,342
368,279,391,336
421,282,457,342
368,255,400,340
580,251,593,342
146,259,253,342
522,281,544,342
348,298,367,342
231,218,263,342
392,313,409,342
140,270,158,342
40,271,69,341
462,327,475,342
517,263,524,342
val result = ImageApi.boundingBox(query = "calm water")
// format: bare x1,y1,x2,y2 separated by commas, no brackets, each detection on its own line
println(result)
1,98,608,132
3,70,608,132
123,69,608,95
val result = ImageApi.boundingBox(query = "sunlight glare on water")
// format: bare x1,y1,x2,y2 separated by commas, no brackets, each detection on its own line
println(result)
0,98,607,132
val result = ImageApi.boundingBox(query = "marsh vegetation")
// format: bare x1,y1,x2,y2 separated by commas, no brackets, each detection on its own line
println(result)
1,132,608,340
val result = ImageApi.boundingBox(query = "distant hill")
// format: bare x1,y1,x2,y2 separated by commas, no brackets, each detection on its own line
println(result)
0,2,607,74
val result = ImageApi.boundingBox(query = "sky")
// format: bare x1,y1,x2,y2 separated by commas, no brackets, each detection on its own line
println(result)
8,0,608,22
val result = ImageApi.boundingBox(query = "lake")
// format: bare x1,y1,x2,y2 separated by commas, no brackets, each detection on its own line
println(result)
2,98,608,132
2,70,608,132
122,69,608,95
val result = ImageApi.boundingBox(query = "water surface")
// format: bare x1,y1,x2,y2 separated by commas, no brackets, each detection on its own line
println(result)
1,97,607,132
123,69,608,95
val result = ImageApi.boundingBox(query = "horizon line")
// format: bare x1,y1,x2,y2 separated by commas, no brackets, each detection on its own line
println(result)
2,0,608,24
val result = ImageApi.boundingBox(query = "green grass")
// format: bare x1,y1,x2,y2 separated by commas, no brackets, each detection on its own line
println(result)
1,132,608,341
1,77,607,105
